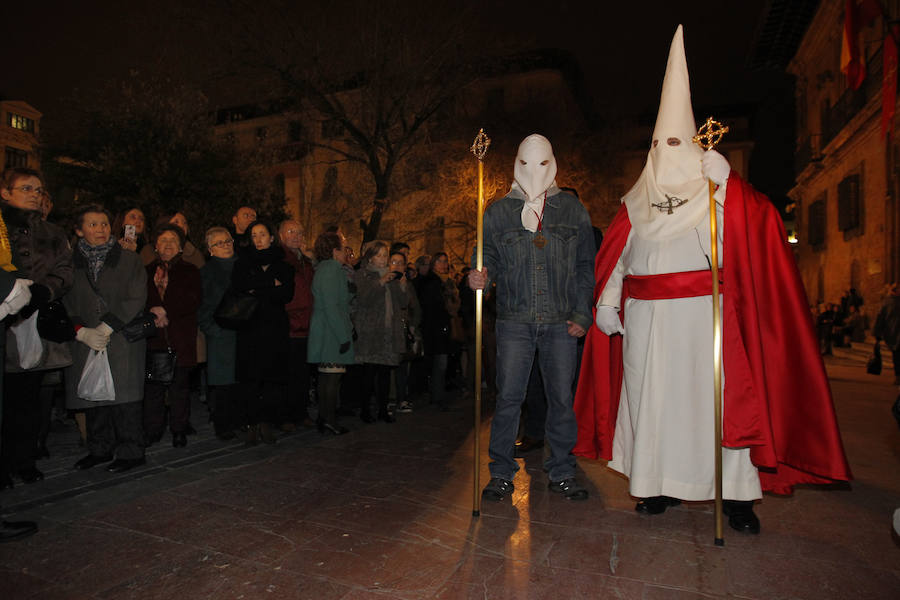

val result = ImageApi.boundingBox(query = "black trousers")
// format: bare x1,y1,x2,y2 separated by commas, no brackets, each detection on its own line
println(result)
209,384,239,435
239,379,284,425
361,363,392,416
144,366,192,437
0,370,43,474
283,337,311,423
86,402,144,460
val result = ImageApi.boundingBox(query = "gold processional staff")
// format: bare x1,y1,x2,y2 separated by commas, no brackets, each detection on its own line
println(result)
470,129,490,517
692,116,730,546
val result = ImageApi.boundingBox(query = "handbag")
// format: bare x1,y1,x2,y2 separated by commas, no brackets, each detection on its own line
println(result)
866,341,882,375
37,299,75,343
77,349,116,402
214,287,259,329
83,270,156,342
122,311,157,342
145,328,177,384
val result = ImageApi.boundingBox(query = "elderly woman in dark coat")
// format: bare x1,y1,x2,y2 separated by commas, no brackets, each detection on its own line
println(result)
0,167,73,488
354,241,413,423
197,227,238,440
232,220,294,444
64,205,148,473
144,224,202,448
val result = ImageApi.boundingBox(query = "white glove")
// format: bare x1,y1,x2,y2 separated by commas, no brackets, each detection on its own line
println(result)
96,322,113,337
595,305,624,336
701,149,730,187
2,279,33,315
76,326,111,351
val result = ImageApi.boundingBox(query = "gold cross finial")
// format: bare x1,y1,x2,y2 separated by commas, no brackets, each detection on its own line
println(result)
692,117,729,150
471,128,491,161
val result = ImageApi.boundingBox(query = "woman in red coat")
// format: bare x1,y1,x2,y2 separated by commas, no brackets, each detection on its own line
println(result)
143,224,202,448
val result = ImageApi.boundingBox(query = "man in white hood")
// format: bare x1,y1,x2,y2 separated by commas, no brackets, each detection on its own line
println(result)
574,26,850,534
468,134,596,501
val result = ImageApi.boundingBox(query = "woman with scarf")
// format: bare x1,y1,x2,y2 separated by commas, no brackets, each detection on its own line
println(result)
353,241,411,423
231,221,294,444
143,223,202,448
64,205,148,473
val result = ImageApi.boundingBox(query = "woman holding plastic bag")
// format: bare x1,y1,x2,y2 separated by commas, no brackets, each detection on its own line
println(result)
0,167,73,488
64,205,148,473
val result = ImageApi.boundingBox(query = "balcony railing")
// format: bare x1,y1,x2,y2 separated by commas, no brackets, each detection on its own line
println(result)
821,46,884,147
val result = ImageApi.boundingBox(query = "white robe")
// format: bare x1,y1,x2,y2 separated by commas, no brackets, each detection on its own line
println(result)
599,203,761,501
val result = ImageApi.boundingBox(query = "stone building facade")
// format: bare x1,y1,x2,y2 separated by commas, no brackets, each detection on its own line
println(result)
1,100,41,171
788,0,900,311
212,51,593,266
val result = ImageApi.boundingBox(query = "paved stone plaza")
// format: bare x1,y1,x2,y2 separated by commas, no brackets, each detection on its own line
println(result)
1,349,898,599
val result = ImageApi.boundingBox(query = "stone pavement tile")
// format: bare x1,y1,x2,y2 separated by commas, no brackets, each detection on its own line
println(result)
433,560,645,600
86,491,333,564
552,532,729,596
0,566,79,600
93,548,352,600
0,520,196,596
272,527,460,597
724,550,900,600
167,469,331,516
642,586,739,599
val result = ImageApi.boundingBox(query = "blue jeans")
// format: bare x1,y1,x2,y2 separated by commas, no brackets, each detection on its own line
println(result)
489,320,578,482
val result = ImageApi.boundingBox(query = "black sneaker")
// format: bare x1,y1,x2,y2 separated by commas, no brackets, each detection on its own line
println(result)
548,477,588,501
482,478,514,501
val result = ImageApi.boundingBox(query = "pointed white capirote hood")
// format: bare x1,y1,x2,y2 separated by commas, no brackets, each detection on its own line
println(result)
622,24,710,240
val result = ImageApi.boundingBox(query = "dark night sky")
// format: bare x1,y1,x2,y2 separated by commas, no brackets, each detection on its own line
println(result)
3,0,797,198
4,1,779,121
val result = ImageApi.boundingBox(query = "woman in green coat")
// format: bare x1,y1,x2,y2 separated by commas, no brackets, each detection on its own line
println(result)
307,231,354,435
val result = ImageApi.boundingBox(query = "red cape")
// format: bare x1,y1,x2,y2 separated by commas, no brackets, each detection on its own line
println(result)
573,173,852,494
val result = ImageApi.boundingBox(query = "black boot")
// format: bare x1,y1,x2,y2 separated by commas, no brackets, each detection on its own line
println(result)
635,496,681,515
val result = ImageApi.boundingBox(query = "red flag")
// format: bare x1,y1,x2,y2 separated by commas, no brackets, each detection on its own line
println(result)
883,25,898,139
841,0,865,89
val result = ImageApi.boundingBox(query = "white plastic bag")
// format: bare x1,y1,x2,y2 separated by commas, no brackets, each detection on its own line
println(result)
77,349,116,402
11,311,43,369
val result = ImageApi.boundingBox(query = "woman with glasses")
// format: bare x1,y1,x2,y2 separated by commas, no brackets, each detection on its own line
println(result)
198,227,239,439
0,167,73,488
143,224,202,448
231,221,294,444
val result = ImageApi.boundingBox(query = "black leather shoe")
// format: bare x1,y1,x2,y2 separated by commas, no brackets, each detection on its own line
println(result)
0,520,38,543
172,432,187,448
723,500,761,534
0,472,13,490
378,410,396,424
635,496,681,515
185,423,197,435
548,477,589,501
74,454,113,470
482,477,514,501
515,436,544,456
106,457,146,473
18,467,44,484
360,411,376,424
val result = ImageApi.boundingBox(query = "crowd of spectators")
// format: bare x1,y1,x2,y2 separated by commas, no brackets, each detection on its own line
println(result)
0,166,479,489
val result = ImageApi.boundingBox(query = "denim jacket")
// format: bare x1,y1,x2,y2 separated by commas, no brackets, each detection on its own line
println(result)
476,187,595,329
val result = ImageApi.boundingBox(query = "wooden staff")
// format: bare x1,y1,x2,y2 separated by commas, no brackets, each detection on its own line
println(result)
470,129,490,517
692,116,729,546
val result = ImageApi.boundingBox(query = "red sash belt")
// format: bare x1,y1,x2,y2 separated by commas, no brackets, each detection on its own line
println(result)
624,269,725,301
